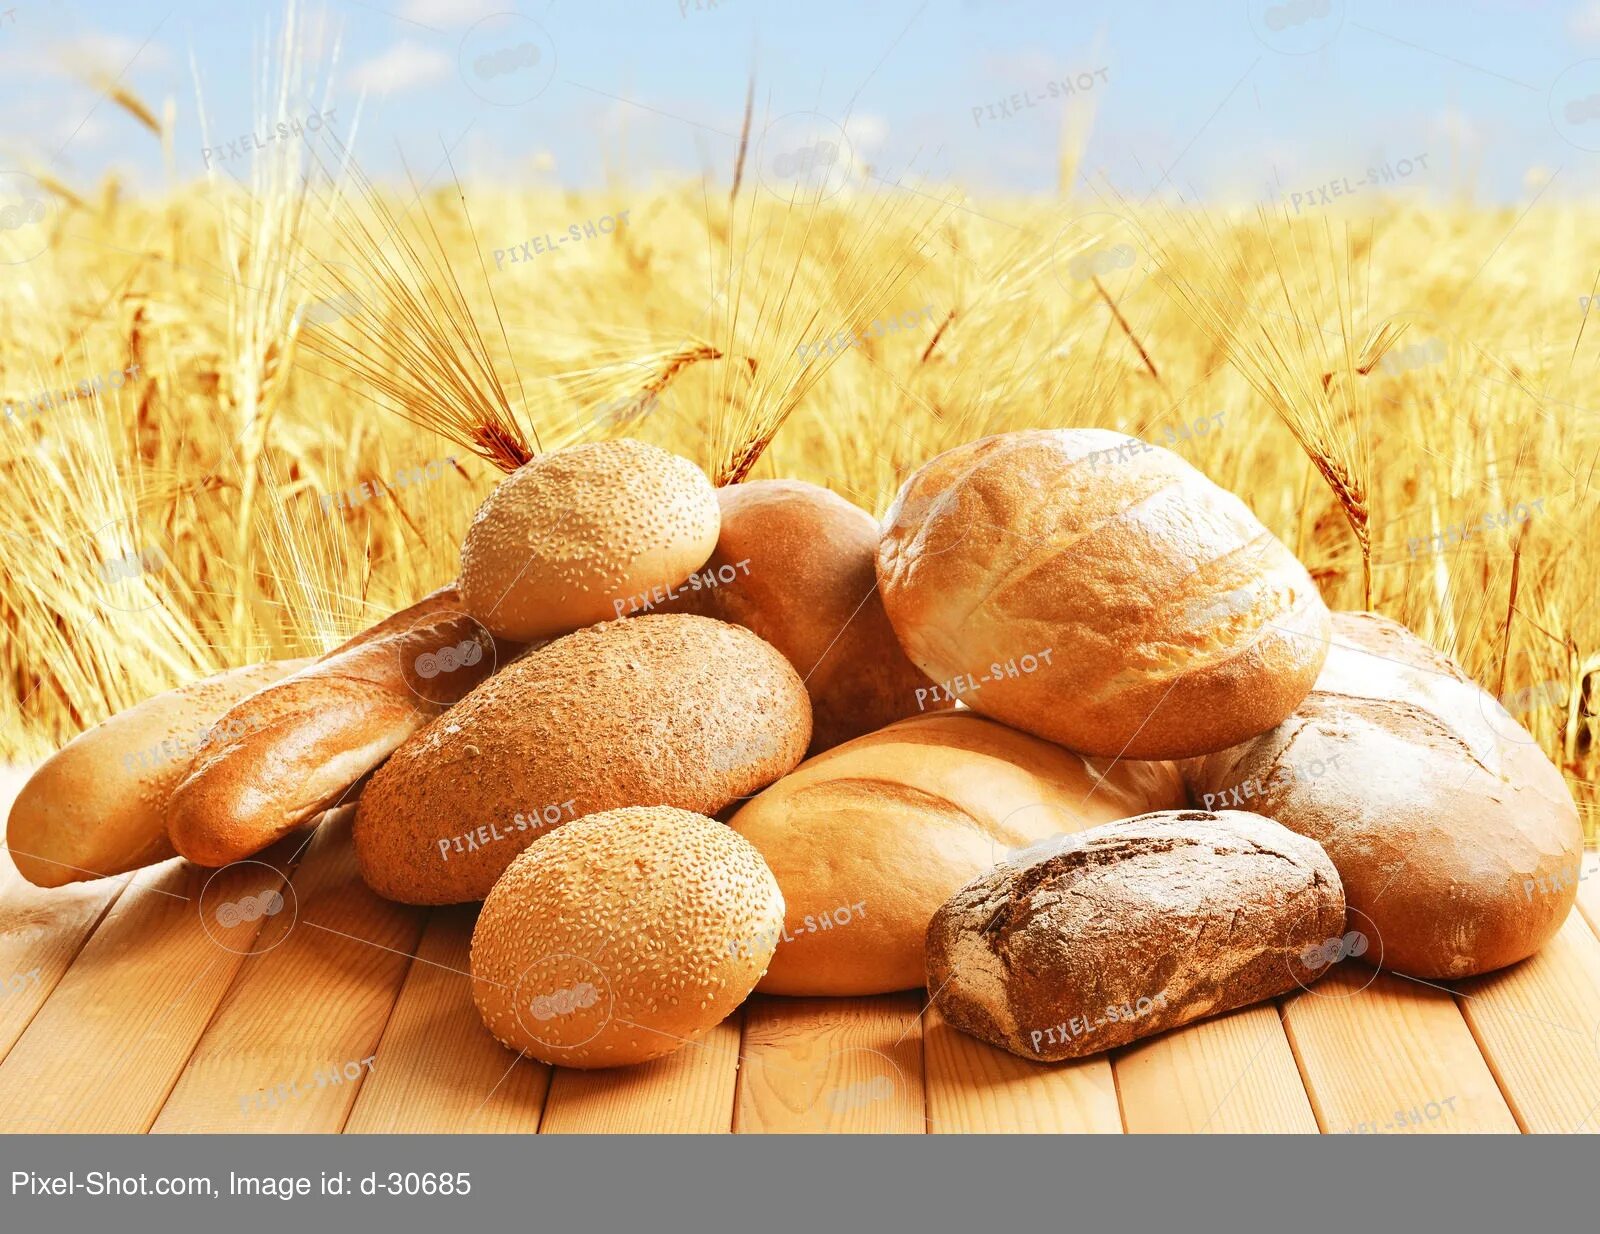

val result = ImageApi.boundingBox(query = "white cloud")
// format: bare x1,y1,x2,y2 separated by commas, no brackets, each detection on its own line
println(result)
348,40,452,94
400,0,500,27
980,51,1058,82
59,30,173,73
1428,105,1481,150
845,113,888,153
1570,1,1600,40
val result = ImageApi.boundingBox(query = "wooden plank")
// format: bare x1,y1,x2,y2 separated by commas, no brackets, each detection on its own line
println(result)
1285,966,1519,1134
346,904,550,1133
151,811,424,1133
1455,914,1600,1134
540,1018,742,1134
1116,1003,1319,1134
0,768,126,1066
735,994,924,1134
0,865,124,1064
0,839,299,1133
923,1003,1120,1133
1574,851,1600,939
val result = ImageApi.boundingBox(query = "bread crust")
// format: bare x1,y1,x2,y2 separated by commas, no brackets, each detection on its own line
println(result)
354,613,812,904
167,586,517,868
459,439,720,641
876,429,1331,759
6,658,307,887
660,478,947,752
925,809,1345,1061
470,806,785,1069
727,711,1187,995
1183,611,1584,979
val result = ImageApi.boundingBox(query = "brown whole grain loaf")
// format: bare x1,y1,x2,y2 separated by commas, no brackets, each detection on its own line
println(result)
1183,610,1584,979
925,809,1345,1061
354,613,812,903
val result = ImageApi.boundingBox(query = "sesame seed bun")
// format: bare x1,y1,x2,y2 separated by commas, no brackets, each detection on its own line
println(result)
352,613,812,903
459,439,720,641
659,478,949,752
470,805,785,1068
876,429,1331,759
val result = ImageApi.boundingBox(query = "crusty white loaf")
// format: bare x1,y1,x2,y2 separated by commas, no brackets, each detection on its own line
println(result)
7,658,309,887
876,429,1331,759
926,809,1346,1061
1184,611,1584,979
727,711,1187,995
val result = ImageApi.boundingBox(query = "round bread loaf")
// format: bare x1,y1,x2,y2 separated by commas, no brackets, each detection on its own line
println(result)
658,478,947,752
1183,611,1584,979
925,809,1346,1061
471,805,785,1068
726,711,1187,995
7,658,309,887
876,429,1331,759
459,439,720,641
353,614,811,903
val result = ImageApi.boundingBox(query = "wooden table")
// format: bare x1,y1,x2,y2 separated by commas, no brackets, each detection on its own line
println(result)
2,768,1597,1135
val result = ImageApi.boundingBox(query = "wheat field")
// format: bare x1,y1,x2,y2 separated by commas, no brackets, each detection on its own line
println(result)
0,86,1595,843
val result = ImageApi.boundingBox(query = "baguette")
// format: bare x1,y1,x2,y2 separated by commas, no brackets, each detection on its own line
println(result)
167,584,521,868
6,658,310,887
1183,611,1584,978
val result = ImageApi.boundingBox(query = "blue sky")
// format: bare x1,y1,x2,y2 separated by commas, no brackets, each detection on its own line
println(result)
1,0,1598,202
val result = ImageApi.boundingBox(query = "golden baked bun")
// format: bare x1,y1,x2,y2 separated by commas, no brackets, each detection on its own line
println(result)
353,614,811,904
659,478,947,752
471,806,784,1068
727,711,1187,995
459,439,720,641
877,429,1331,759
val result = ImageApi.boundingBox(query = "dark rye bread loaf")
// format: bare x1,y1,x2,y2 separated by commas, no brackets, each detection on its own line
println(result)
1183,611,1584,979
925,810,1345,1061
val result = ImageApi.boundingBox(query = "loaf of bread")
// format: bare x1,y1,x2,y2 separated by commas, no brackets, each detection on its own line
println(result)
1184,611,1584,979
876,429,1331,759
354,613,812,904
471,806,785,1068
926,809,1346,1061
726,711,1187,995
167,584,518,868
459,439,720,641
7,658,309,887
659,478,948,752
